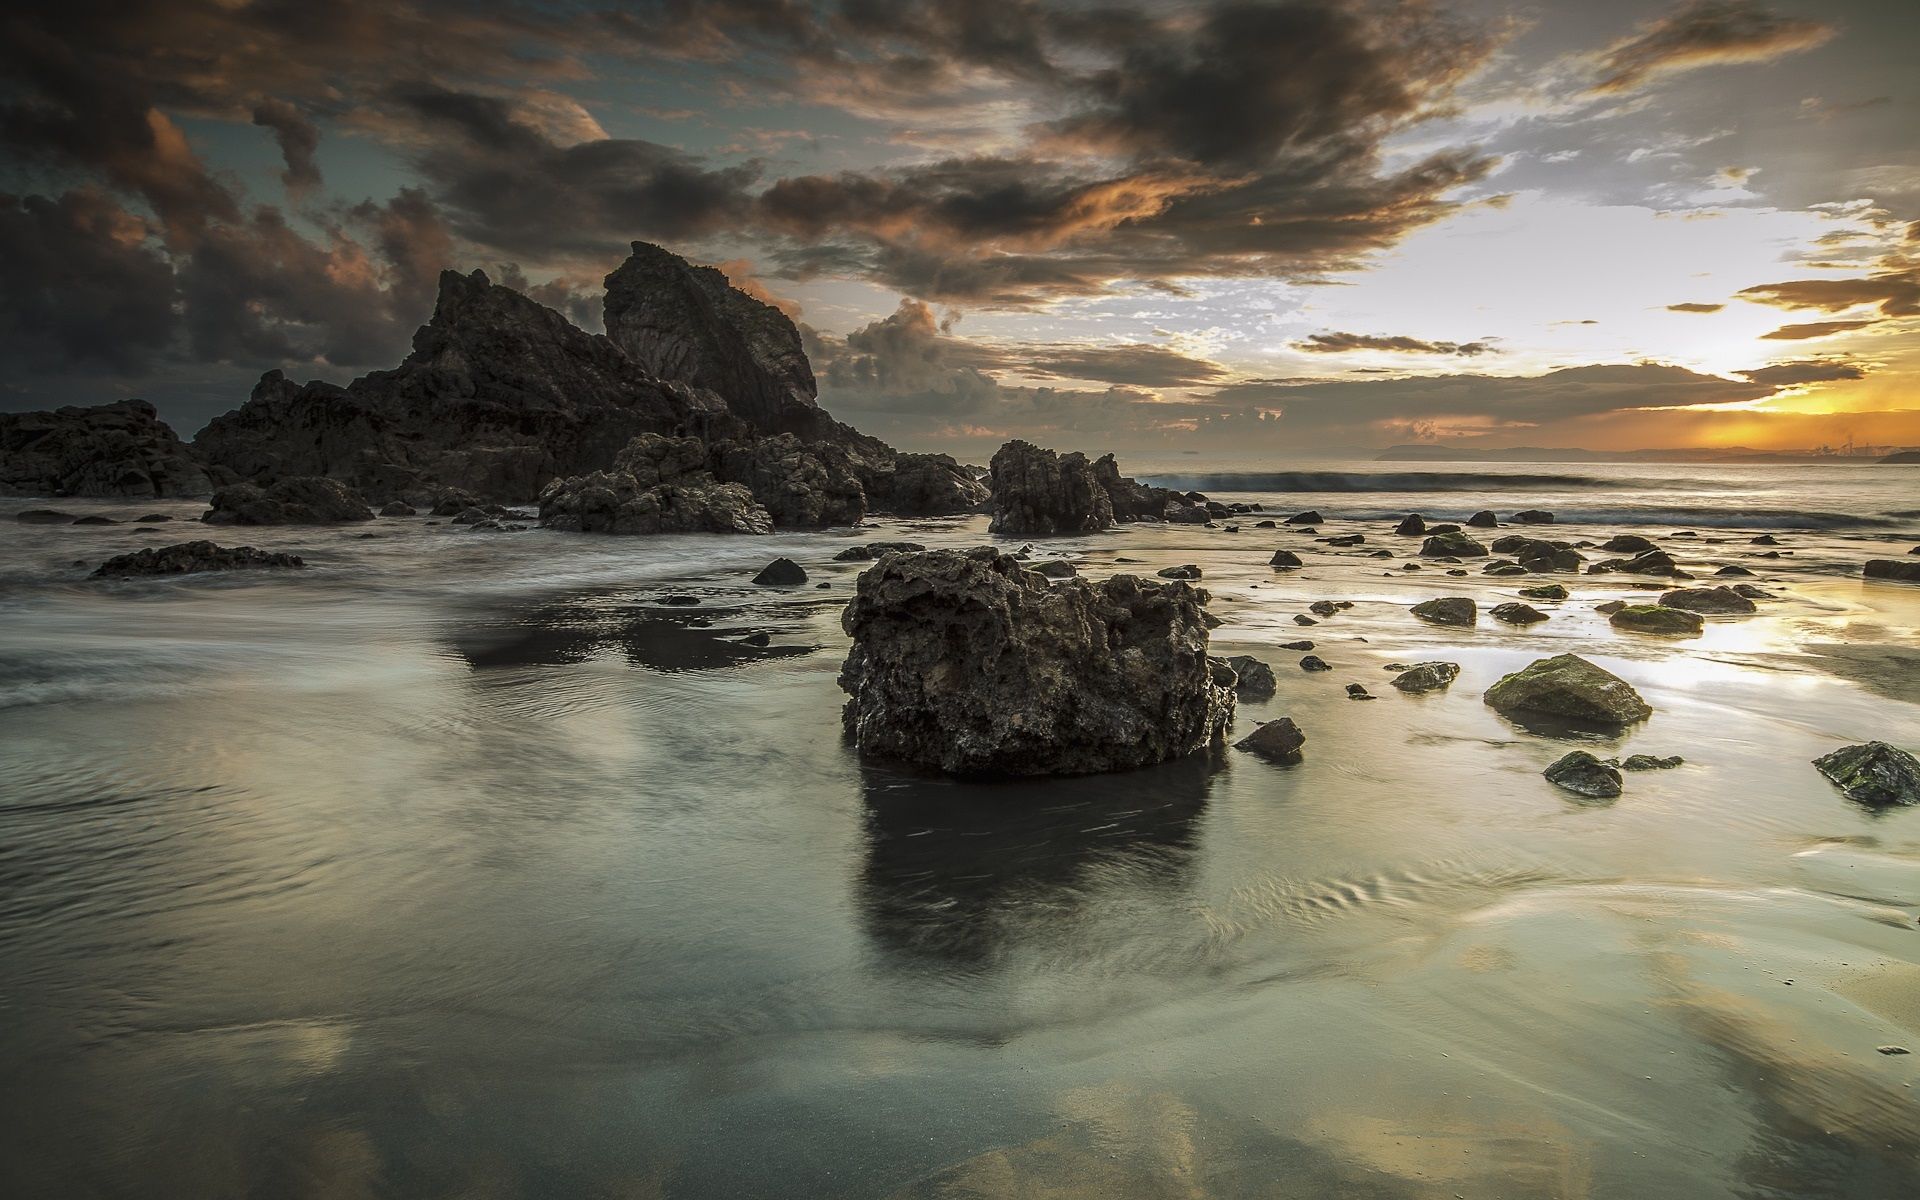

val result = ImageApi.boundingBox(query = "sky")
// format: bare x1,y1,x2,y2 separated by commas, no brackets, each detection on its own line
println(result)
2,0,1918,458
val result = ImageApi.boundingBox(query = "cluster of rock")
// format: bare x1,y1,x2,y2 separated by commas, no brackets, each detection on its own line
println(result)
90,540,305,578
985,440,1213,536
203,477,374,525
837,547,1234,775
1,400,212,499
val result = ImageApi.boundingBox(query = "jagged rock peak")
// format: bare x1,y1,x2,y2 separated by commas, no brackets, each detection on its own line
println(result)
603,241,820,435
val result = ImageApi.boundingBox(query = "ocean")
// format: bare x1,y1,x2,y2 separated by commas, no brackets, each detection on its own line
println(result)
3,460,1918,1198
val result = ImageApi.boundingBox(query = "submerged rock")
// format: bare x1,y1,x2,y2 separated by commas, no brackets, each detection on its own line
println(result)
1620,753,1683,770
1589,549,1682,576
987,440,1112,536
1520,583,1569,600
1420,531,1487,558
1510,509,1554,524
838,548,1233,776
1395,513,1426,535
1345,683,1375,700
1599,534,1657,554
1486,654,1651,725
203,477,373,525
379,500,416,516
1812,742,1920,806
1391,661,1460,693
15,509,76,523
1157,564,1202,580
90,540,304,578
1411,596,1476,625
1658,585,1757,614
752,557,808,585
1300,654,1332,672
1609,605,1704,635
1,399,212,498
1490,601,1549,624
1465,510,1498,528
1286,510,1325,525
1235,716,1305,763
1545,751,1622,798
1226,655,1277,699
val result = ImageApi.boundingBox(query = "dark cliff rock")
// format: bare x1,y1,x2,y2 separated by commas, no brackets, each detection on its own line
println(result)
202,477,373,525
2,400,212,498
536,434,772,534
838,547,1234,776
91,540,304,578
988,440,1114,536
865,452,989,515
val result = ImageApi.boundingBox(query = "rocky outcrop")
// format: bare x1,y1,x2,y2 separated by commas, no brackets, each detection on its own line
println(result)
838,547,1233,776
1489,535,1583,572
987,440,1113,536
90,540,305,578
2,400,212,498
1485,654,1651,725
1813,741,1920,806
1091,453,1177,521
866,452,989,515
537,434,772,534
196,268,704,502
203,477,373,525
708,434,865,527
1226,654,1276,699
602,240,824,438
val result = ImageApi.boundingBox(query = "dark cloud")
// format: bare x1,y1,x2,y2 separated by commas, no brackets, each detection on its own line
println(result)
1760,319,1881,340
1296,332,1495,356
1737,359,1865,386
0,190,179,374
391,82,762,259
1590,1,1836,94
1666,301,1724,313
251,99,322,197
1022,344,1228,388
1738,271,1920,317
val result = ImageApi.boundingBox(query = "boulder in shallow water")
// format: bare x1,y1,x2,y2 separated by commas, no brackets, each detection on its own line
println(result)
16,508,77,523
1589,549,1681,576
379,500,416,516
1394,513,1426,536
1391,661,1460,693
1157,564,1202,580
1300,654,1331,672
1510,509,1554,524
1029,558,1077,579
1658,585,1756,614
1464,510,1498,528
1486,654,1651,726
838,547,1232,776
1599,534,1657,554
1545,751,1622,798
1420,531,1487,558
752,557,808,585
1226,654,1277,699
1285,510,1324,525
90,540,304,578
1411,596,1476,625
1812,742,1920,807
203,477,373,525
1490,601,1549,625
1609,605,1704,635
1520,583,1569,600
1864,559,1920,583
1235,717,1305,763
1620,753,1683,770
1270,549,1303,569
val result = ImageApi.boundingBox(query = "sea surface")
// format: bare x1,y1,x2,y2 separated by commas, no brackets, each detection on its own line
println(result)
3,460,1919,1199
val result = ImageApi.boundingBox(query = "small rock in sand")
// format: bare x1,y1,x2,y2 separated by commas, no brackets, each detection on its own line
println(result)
1658,585,1756,614
1391,662,1460,693
1294,614,1318,626
1465,510,1498,528
1280,640,1314,651
1345,683,1375,700
1421,531,1488,558
1300,655,1331,672
1395,514,1426,536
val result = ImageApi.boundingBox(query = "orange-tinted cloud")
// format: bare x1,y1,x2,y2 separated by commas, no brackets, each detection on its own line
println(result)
1591,1,1836,94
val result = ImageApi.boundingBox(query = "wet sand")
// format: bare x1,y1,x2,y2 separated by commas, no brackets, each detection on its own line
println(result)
2,490,1918,1198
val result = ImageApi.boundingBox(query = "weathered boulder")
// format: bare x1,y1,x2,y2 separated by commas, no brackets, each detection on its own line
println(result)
1609,605,1704,635
1235,717,1305,763
1545,751,1622,798
1300,654,1332,672
1490,601,1549,624
1812,741,1920,807
1599,534,1657,554
837,548,1233,775
1520,583,1569,600
203,477,373,525
1,399,212,498
752,557,808,585
1658,585,1756,614
379,500,416,516
1490,535,1583,572
538,469,771,534
1394,513,1426,535
1864,559,1920,583
1465,510,1498,528
1485,654,1652,725
987,440,1113,536
1589,549,1682,576
1420,531,1487,558
1226,655,1277,699
1091,454,1178,521
1391,661,1460,693
1158,564,1202,580
90,540,304,578
15,509,75,523
708,433,865,527
1411,597,1476,625
1286,510,1325,525
1511,509,1554,524
833,540,927,562
1270,549,1303,569
1620,754,1683,770
867,452,989,515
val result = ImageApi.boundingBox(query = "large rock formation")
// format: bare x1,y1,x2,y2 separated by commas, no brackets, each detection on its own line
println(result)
1,400,212,498
838,547,1234,776
988,440,1114,536
1091,453,1178,521
864,452,990,516
203,477,373,525
537,434,773,534
707,434,865,527
195,268,704,502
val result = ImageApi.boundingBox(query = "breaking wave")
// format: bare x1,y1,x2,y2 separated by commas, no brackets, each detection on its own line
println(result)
1138,470,1657,493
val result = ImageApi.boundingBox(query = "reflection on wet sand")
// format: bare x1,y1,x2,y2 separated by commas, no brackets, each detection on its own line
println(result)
445,595,822,671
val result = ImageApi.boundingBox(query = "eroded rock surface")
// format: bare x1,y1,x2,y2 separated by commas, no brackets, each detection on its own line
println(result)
2,400,211,498
838,547,1233,775
203,477,372,525
1485,653,1652,726
987,441,1113,536
90,540,304,578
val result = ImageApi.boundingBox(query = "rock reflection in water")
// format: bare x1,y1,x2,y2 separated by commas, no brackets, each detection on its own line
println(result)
446,596,820,671
857,752,1214,970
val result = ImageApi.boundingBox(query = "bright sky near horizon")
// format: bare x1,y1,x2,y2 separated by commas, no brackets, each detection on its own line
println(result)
2,0,1917,456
